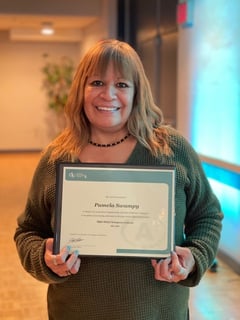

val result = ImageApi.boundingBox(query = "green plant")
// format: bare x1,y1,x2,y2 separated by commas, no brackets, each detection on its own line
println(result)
42,54,75,113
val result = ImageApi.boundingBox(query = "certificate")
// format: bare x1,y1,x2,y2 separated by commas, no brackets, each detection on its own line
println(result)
53,163,175,258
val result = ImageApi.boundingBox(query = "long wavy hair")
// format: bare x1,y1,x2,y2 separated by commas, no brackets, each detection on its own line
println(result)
47,39,171,161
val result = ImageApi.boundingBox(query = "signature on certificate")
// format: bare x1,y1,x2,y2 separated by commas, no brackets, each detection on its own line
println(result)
69,236,85,243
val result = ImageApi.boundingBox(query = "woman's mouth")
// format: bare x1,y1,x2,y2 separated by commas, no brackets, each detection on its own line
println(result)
96,106,120,112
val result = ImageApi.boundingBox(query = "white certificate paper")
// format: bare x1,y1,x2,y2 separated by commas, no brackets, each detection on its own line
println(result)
53,164,175,258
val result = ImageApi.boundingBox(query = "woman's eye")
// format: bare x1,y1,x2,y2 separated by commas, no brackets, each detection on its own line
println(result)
91,80,103,86
117,82,129,88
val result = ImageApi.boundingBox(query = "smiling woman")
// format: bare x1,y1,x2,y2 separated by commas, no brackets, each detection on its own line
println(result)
83,62,134,142
14,39,223,320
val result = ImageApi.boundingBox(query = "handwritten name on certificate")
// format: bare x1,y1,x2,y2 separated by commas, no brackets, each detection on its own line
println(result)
54,164,175,258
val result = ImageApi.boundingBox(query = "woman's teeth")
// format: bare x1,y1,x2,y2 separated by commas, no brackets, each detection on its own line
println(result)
97,106,120,111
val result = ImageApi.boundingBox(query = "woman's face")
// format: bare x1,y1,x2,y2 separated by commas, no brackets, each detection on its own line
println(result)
83,62,135,133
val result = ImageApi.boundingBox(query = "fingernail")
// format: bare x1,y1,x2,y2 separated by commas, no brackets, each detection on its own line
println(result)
74,250,79,256
67,245,71,252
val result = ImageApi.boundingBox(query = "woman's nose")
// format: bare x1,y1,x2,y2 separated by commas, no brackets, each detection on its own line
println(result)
100,85,116,100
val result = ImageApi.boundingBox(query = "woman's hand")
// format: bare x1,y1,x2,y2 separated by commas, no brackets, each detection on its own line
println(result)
44,238,81,277
151,246,195,283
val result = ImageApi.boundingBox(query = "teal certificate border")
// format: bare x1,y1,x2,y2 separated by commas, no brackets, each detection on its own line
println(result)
54,163,175,258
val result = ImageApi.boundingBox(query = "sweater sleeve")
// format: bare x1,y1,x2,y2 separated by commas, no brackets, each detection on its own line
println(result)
14,150,67,284
173,133,224,287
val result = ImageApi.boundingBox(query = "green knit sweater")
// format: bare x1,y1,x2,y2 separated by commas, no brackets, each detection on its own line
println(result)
14,129,223,320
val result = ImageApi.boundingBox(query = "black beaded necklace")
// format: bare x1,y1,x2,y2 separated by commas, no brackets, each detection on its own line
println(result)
89,133,131,148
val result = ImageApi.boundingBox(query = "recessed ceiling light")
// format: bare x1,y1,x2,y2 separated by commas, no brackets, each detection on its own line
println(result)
41,22,55,35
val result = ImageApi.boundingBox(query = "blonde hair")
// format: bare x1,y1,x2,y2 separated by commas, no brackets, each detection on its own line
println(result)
48,39,171,161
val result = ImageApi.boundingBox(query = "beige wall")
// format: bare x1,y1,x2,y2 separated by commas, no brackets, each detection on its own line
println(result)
0,38,80,150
